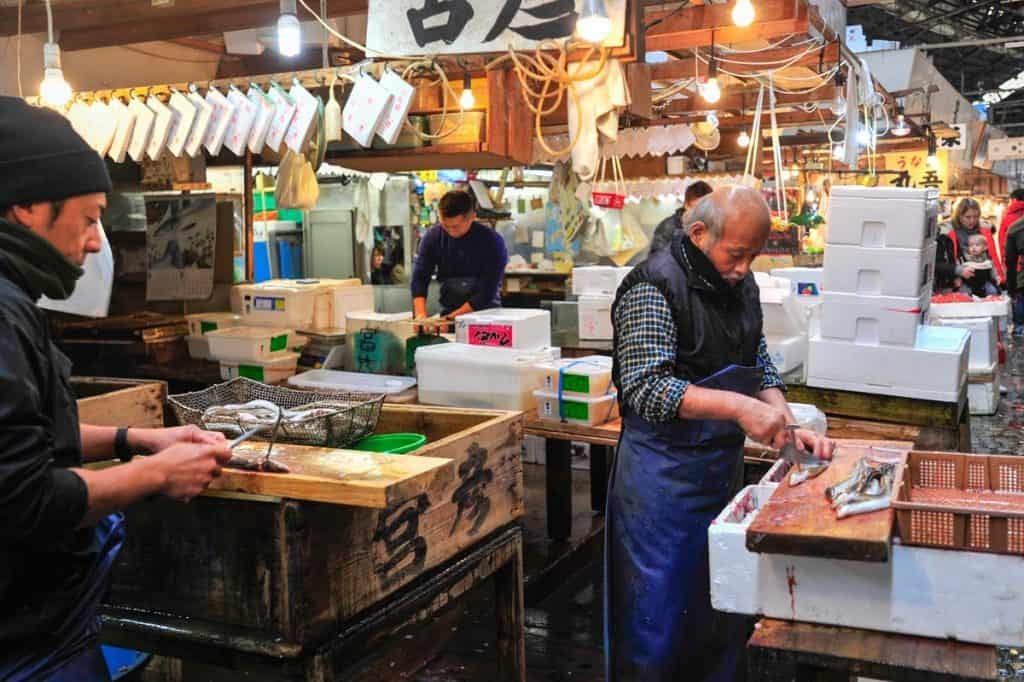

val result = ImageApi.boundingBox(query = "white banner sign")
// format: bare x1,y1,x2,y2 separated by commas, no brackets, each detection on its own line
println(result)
366,0,628,56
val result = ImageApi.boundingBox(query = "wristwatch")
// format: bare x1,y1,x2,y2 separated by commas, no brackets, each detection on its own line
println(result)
115,427,133,463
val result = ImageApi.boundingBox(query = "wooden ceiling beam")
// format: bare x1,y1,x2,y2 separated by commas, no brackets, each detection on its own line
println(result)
645,0,809,52
650,42,840,81
661,86,841,113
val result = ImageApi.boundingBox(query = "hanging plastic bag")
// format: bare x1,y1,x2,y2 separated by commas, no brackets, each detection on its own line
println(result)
275,149,320,209
591,156,627,209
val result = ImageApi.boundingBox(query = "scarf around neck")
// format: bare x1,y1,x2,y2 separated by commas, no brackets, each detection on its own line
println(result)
0,218,83,301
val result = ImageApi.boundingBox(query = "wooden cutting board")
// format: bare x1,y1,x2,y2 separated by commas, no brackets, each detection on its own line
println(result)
745,440,911,562
207,442,455,508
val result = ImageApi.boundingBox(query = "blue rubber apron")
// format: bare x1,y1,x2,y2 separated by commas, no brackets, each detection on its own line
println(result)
605,363,762,682
1,513,126,682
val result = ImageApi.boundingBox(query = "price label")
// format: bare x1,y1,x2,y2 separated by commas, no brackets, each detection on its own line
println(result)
467,324,514,347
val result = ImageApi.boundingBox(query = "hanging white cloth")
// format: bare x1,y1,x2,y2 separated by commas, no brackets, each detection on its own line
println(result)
354,179,374,249
567,59,630,182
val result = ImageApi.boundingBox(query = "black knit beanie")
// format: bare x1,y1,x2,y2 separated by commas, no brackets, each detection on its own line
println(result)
0,96,113,208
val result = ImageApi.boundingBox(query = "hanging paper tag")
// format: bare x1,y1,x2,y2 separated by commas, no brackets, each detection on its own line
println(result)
68,100,91,141
146,96,173,161
375,69,415,145
107,98,136,163
87,100,118,158
343,73,392,148
127,98,155,163
283,83,318,154
166,91,197,157
203,87,234,156
265,85,297,153
247,86,275,154
224,88,257,156
184,91,213,158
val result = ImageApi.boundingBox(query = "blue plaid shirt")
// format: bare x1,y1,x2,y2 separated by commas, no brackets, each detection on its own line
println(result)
614,282,785,423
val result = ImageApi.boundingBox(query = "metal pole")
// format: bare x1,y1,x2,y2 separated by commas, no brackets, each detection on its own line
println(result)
244,150,254,282
916,35,1024,50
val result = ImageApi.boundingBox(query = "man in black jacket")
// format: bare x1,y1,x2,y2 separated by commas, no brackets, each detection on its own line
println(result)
0,97,232,681
647,181,714,254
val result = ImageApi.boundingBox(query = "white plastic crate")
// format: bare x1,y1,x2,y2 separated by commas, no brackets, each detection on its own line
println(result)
236,280,331,329
932,316,997,371
806,325,969,402
219,352,300,385
571,266,632,295
820,286,930,346
185,312,242,337
346,311,415,375
709,484,1024,646
765,334,807,374
578,293,614,340
186,335,211,360
823,241,936,298
416,343,559,411
827,186,939,249
769,266,823,297
537,356,613,398
533,389,619,426
968,362,1000,416
455,308,551,350
761,287,806,336
206,326,303,363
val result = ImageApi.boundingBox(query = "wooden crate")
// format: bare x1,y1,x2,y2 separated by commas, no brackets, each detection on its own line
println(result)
73,377,167,428
106,404,524,647
893,450,1024,554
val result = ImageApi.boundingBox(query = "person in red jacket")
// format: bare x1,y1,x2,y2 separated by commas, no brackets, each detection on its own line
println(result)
999,188,1024,265
943,197,1005,285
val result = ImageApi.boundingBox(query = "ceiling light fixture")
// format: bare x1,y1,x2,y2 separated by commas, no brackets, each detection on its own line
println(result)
732,0,756,27
577,0,612,44
459,71,475,109
703,57,721,104
277,0,302,57
39,0,71,108
891,106,910,137
737,129,750,147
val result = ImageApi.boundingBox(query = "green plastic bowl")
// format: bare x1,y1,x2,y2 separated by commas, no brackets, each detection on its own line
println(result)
352,433,427,455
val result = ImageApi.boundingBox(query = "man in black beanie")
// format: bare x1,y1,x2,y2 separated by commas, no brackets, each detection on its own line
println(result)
0,97,233,681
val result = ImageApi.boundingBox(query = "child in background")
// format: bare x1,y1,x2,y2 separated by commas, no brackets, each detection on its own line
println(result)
958,233,1001,297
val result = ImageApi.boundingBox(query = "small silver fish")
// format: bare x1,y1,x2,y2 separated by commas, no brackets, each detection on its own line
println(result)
789,460,830,486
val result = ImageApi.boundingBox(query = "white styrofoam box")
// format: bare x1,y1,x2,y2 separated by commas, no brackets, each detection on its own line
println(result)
329,284,375,333
761,287,807,337
807,325,969,402
823,241,936,298
220,352,300,385
185,312,243,338
571,266,632,295
416,343,560,411
757,458,789,485
186,335,211,360
534,389,619,426
968,362,1000,416
538,356,613,398
454,308,551,350
346,311,415,375
236,278,331,329
827,186,939,249
523,434,546,465
933,316,997,371
288,369,416,395
820,286,930,346
710,485,1024,646
578,293,614,341
929,296,1011,320
206,326,302,362
765,334,807,374
769,266,823,297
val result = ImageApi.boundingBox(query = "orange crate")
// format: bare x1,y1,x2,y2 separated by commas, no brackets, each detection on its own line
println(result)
893,451,1024,554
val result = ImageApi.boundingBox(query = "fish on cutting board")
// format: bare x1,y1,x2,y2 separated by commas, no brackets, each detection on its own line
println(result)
826,456,897,519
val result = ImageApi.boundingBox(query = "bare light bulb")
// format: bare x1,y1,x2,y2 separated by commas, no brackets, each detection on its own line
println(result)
732,0,756,27
39,43,71,108
892,114,910,137
702,77,721,104
459,73,475,109
805,188,816,202
856,127,871,145
277,0,301,57
927,153,939,170
577,0,612,44
737,130,750,147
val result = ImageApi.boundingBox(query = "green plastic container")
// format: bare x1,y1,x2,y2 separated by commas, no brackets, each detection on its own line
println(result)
353,433,427,455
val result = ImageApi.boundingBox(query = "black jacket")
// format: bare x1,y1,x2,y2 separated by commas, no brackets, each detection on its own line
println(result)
934,233,958,292
0,253,91,646
1006,217,1024,296
649,210,684,254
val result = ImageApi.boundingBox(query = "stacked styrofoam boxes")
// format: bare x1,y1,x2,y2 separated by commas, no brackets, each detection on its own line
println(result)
205,326,305,385
755,273,809,377
572,266,632,341
184,312,242,360
933,316,1000,415
533,356,619,426
807,186,971,402
234,278,374,332
417,308,558,410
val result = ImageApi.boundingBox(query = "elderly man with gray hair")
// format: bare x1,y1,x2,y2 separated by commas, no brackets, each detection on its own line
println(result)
604,185,834,681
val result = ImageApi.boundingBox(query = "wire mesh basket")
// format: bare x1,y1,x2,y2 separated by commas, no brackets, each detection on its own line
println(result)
168,377,384,449
893,450,1024,555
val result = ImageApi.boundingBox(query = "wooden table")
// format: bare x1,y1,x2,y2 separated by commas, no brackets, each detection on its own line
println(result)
748,619,999,682
102,524,526,682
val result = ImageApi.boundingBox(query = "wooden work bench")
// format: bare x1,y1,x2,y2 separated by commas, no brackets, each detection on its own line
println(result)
748,619,999,682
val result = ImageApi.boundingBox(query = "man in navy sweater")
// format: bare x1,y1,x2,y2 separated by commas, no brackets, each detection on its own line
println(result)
411,190,508,320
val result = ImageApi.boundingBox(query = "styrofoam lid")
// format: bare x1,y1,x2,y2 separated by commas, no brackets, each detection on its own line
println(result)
289,369,416,394
831,185,937,201
185,312,240,321
220,351,300,368
916,325,970,352
347,311,412,322
536,355,612,374
206,325,294,338
416,342,559,365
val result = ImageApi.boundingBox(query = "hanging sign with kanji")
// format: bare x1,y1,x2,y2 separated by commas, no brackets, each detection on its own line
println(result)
367,0,628,56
